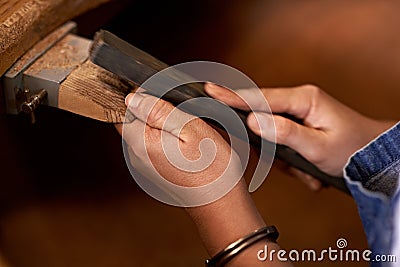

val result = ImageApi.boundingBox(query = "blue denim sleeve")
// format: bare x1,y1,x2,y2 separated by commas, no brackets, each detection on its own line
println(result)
344,122,400,266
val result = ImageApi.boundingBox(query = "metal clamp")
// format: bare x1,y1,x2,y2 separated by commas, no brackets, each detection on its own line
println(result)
21,88,47,123
1,21,92,124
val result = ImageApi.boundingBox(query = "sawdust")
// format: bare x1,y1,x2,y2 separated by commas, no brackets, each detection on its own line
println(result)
9,22,75,75
24,34,90,79
27,35,78,74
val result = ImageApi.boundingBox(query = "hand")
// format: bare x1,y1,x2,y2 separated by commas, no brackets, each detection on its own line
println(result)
119,92,259,248
117,92,292,266
205,84,395,189
120,92,242,190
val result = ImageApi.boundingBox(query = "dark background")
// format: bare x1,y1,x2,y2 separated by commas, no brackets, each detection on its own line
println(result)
1,1,399,266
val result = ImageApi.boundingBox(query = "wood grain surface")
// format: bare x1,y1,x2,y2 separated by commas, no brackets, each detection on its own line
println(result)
59,60,135,123
0,0,112,76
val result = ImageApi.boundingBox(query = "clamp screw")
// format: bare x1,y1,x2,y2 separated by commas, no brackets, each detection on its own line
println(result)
21,89,47,123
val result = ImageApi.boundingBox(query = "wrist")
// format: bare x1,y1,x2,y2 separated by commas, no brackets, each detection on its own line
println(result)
186,179,265,256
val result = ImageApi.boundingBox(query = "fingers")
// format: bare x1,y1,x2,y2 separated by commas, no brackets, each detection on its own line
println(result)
206,83,327,159
260,85,320,120
247,112,324,161
123,92,174,160
206,83,321,120
122,96,179,175
122,118,148,159
245,112,275,141
126,92,195,139
205,83,251,110
205,83,269,111
124,92,210,164
122,92,240,194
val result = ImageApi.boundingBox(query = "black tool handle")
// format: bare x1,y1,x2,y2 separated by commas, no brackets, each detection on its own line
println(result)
89,30,350,195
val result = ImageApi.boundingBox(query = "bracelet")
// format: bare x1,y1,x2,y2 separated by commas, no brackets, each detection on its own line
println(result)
205,225,279,267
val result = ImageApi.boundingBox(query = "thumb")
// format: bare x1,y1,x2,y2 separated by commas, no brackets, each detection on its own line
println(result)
247,112,323,160
126,92,195,138
246,112,276,142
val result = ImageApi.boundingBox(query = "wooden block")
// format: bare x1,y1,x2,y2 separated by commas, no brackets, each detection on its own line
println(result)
58,60,135,123
0,0,112,76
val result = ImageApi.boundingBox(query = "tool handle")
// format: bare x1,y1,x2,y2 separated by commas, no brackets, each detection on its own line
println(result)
90,30,350,195
143,83,350,195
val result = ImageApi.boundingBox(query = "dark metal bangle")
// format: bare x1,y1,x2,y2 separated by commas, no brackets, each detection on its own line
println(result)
205,226,279,267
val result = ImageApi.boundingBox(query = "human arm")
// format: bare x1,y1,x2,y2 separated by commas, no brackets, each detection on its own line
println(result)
205,83,400,262
205,84,395,189
118,92,293,266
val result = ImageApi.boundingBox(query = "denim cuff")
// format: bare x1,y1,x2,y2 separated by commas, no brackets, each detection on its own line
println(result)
345,122,400,197
344,122,400,259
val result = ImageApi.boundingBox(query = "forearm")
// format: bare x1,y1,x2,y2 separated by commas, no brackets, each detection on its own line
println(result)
187,179,294,267
122,93,293,265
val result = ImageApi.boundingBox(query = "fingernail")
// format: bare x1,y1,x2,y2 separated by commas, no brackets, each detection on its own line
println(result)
125,93,133,106
205,83,222,93
248,112,270,131
126,93,144,109
205,82,217,89
248,112,275,139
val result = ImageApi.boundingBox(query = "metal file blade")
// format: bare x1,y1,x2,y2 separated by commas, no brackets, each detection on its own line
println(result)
89,30,350,194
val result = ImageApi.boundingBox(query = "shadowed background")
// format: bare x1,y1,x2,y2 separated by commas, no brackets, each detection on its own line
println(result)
1,0,399,266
